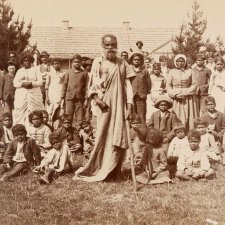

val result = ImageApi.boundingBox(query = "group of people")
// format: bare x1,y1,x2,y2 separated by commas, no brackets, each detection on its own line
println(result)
0,34,225,186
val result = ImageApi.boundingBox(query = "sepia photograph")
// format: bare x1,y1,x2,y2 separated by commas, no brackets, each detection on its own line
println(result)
0,0,225,224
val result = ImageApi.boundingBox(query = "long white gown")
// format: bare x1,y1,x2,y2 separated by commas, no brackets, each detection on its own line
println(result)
13,67,44,127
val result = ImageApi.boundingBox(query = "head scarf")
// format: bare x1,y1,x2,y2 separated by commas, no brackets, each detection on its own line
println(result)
174,54,187,68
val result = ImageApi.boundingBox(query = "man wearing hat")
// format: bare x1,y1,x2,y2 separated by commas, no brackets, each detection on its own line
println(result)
37,51,54,105
129,52,151,123
0,60,17,112
147,95,180,149
61,54,88,125
192,53,211,114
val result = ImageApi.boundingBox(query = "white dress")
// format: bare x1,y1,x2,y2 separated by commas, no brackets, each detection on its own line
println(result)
209,69,225,113
13,67,44,127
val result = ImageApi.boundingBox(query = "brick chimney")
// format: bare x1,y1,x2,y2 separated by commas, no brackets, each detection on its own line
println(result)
122,21,130,30
62,20,69,30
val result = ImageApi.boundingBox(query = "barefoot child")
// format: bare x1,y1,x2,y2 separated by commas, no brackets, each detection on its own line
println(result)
38,132,74,184
0,124,41,181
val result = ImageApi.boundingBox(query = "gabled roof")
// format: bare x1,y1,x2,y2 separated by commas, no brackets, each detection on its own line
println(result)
29,25,177,59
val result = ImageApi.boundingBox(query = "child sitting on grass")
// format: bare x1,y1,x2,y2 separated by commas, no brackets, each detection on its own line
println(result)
176,130,215,181
27,110,52,156
55,114,82,154
41,110,54,132
194,118,221,163
200,96,225,143
37,132,74,184
0,112,14,162
167,124,189,178
78,120,95,158
136,128,172,185
0,124,41,181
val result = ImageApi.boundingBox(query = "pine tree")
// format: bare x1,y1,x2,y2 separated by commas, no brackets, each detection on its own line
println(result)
0,0,32,69
172,0,207,61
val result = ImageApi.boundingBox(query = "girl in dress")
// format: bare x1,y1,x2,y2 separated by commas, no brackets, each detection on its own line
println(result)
208,56,225,113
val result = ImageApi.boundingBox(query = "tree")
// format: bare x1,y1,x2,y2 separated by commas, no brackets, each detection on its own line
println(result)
0,0,32,69
205,35,225,57
172,0,207,61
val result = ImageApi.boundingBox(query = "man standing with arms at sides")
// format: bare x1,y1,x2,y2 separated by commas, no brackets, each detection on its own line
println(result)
73,34,135,182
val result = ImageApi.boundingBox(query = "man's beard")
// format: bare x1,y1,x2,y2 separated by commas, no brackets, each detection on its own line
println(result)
104,49,117,61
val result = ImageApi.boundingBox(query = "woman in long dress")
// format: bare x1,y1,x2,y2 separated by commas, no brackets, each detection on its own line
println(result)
166,54,198,130
208,56,225,113
13,53,44,127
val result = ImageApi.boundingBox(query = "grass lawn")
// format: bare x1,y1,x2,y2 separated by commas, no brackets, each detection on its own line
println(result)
0,155,224,225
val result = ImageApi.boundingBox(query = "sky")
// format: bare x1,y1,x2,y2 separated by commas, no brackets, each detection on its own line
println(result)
9,0,225,41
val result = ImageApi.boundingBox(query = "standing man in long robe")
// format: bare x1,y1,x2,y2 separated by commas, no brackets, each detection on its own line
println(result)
73,34,135,182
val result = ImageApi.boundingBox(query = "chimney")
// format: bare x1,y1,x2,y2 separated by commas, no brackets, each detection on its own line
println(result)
62,20,69,30
122,21,130,30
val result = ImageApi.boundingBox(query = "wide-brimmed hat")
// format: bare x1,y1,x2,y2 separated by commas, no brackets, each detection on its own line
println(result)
129,52,144,65
154,96,173,109
40,51,49,57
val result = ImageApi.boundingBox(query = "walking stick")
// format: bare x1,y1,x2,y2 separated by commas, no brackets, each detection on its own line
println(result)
125,120,138,192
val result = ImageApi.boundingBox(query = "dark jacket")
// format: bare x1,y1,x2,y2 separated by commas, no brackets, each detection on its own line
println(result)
130,67,151,99
147,110,180,141
55,127,81,147
192,66,211,97
3,137,41,166
0,73,15,101
61,68,88,100
200,110,225,141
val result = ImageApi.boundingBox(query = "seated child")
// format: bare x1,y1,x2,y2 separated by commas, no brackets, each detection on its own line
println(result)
0,112,13,162
167,124,189,178
55,114,82,154
0,124,41,181
147,96,180,151
194,118,221,162
136,128,172,185
200,96,225,142
27,110,52,156
37,132,74,184
78,120,95,158
41,110,54,132
176,130,215,180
